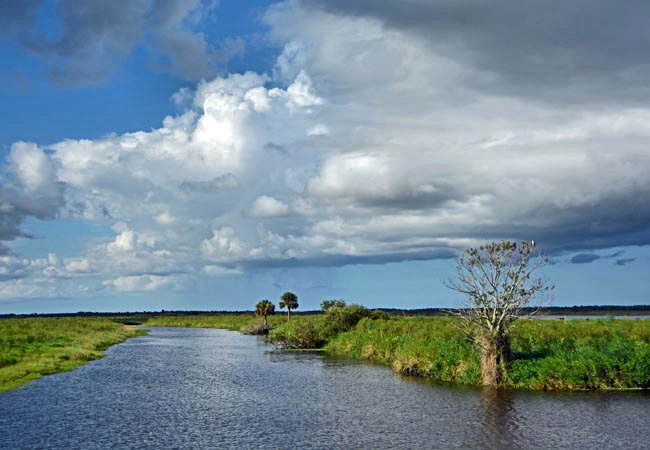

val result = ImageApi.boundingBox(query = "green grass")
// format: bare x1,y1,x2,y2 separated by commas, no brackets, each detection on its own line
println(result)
144,313,287,331
267,305,388,349
68,311,650,392
506,318,650,390
0,317,146,394
325,316,650,390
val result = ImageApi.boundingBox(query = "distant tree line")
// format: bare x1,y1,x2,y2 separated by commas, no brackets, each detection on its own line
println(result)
2,304,649,320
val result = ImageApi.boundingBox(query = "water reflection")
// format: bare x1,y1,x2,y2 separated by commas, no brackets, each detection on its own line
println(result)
478,387,518,449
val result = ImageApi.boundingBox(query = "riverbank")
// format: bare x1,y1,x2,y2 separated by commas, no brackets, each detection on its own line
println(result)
325,316,650,390
144,312,650,391
3,313,646,393
0,318,146,393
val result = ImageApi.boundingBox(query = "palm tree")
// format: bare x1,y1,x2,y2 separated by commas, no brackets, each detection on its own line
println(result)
279,291,299,321
255,299,275,328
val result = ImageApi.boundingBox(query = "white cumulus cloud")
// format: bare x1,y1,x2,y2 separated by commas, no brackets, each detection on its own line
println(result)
3,1,650,300
250,195,290,217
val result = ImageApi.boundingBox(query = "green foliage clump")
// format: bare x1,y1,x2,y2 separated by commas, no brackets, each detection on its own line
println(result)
255,299,275,330
320,299,346,311
0,317,146,393
279,292,299,320
268,304,384,349
267,316,328,349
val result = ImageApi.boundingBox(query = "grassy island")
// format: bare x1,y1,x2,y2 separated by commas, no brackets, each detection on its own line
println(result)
0,317,146,394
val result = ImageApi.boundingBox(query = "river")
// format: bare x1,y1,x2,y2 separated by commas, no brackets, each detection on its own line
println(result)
1,327,648,449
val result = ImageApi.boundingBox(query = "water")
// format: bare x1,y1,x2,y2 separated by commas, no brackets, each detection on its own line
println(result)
1,327,648,449
536,315,650,320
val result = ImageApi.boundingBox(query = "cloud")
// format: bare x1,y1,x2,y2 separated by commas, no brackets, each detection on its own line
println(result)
179,173,239,193
310,0,650,107
63,258,92,274
202,265,243,276
107,274,172,292
0,0,238,83
7,142,58,194
0,143,64,253
570,254,601,264
615,258,636,266
200,227,248,263
3,1,650,299
250,195,289,217
568,250,638,265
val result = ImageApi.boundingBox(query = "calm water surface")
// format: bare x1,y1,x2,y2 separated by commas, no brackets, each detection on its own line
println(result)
1,327,648,449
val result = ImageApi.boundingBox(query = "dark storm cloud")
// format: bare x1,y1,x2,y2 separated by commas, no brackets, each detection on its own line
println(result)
311,0,650,106
0,0,233,83
243,247,457,270
570,253,600,264
0,186,63,253
615,258,635,266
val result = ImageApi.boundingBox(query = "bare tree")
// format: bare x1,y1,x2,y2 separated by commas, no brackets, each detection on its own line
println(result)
446,240,553,386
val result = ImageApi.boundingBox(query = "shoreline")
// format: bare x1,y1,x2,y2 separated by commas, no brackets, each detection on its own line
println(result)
3,314,649,393
0,318,147,394
144,315,650,392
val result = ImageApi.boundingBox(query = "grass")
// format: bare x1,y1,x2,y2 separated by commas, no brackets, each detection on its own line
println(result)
325,316,650,390
144,313,287,332
267,305,388,348
9,311,641,393
0,317,146,394
144,310,650,390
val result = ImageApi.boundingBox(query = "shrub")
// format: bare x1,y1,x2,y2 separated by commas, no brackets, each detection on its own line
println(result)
321,299,346,311
268,304,384,349
267,318,326,349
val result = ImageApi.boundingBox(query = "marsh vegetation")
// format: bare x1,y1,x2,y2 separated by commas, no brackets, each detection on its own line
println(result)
326,316,650,390
143,307,650,390
2,310,648,394
0,317,145,393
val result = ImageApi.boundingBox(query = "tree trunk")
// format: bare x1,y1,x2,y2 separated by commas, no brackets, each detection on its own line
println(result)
263,315,268,328
287,308,291,321
479,333,510,386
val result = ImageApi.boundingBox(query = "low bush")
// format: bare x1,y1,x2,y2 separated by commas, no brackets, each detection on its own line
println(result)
268,304,385,349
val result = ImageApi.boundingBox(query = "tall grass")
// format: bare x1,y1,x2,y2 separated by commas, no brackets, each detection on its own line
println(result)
0,317,146,393
326,316,481,385
144,313,286,332
268,305,388,348
506,318,650,390
326,317,650,390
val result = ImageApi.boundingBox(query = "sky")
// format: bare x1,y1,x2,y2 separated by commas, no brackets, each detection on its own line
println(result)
0,0,649,313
